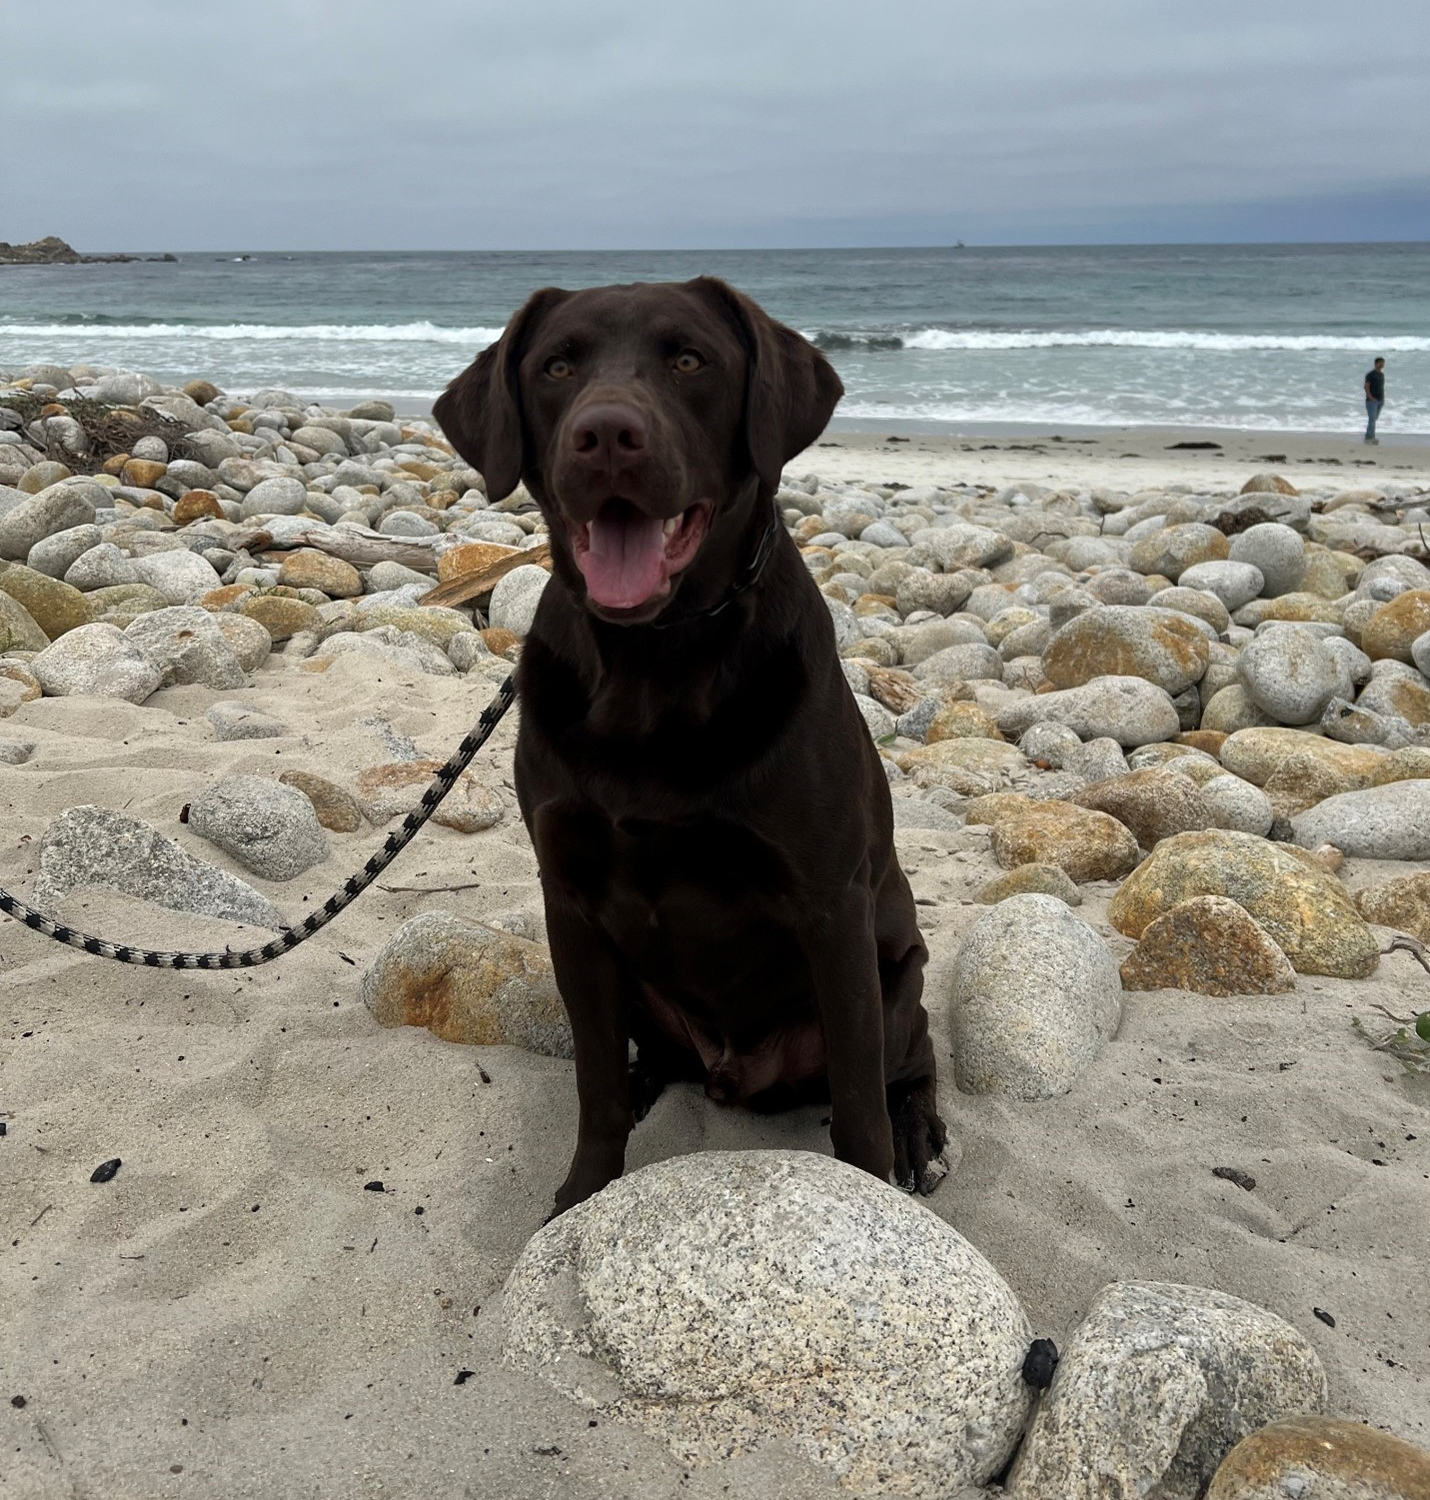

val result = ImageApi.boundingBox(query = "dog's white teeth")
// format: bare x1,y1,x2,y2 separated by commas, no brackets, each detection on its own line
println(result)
662,515,682,538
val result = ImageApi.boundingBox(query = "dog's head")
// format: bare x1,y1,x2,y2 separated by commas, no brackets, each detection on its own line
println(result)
434,277,842,625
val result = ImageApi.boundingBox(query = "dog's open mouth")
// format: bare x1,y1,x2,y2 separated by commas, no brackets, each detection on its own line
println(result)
570,498,710,612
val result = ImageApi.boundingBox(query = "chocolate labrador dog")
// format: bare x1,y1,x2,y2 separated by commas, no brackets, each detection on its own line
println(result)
434,277,946,1217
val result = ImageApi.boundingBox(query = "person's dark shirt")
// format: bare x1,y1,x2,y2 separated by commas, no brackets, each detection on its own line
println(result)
1366,368,1385,401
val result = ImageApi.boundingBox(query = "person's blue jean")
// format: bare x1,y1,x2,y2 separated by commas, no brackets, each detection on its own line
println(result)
1366,398,1383,439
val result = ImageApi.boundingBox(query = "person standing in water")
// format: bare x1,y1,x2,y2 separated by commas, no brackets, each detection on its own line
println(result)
1364,357,1386,444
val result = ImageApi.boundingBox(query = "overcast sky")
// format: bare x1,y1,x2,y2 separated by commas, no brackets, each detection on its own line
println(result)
9,0,1429,251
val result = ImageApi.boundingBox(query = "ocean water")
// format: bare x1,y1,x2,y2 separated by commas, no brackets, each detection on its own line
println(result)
1,244,1425,433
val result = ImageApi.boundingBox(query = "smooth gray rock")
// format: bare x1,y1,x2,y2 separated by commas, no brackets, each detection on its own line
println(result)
504,1151,1034,1496
378,509,440,538
129,548,223,603
239,476,308,517
181,429,243,467
908,522,1013,571
1177,559,1266,612
33,806,285,929
1413,628,1430,678
447,631,493,673
891,798,964,831
911,642,1004,684
852,693,896,741
1065,736,1128,784
31,624,162,702
366,559,434,595
997,676,1180,747
895,568,972,617
1007,1281,1327,1500
187,775,328,880
1228,523,1305,597
1018,721,1083,767
1290,780,1430,860
125,607,247,688
1200,774,1275,837
206,701,288,741
0,485,97,561
0,738,35,764
314,629,455,676
26,524,102,580
489,563,551,636
1237,625,1343,726
950,894,1122,1100
63,543,140,591
86,371,166,405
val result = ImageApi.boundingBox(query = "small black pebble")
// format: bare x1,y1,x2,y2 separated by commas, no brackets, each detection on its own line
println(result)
453,1369,474,1386
178,803,190,824
1314,1307,1336,1328
0,1121,7,1136
10,1395,26,1409
1022,1338,1059,1388
1212,1166,1256,1191
363,1180,385,1193
413,1205,424,1216
90,1158,121,1184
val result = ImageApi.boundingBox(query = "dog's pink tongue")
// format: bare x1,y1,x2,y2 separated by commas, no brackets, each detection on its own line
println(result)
579,509,667,609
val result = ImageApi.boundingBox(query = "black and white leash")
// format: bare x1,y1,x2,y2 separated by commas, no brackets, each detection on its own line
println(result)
0,675,516,971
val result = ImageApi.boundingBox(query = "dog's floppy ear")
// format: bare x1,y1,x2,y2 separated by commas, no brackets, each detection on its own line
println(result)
695,276,844,492
433,287,568,501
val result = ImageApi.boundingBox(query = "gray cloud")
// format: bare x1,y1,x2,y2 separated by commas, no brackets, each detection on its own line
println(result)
9,0,1429,249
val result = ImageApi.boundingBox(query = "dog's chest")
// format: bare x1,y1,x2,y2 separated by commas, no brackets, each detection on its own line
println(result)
533,799,803,987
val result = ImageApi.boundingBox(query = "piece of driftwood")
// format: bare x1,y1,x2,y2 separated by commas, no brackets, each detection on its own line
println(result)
274,526,450,572
422,542,553,608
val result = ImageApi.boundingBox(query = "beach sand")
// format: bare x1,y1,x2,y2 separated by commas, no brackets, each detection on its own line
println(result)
2,441,1429,1499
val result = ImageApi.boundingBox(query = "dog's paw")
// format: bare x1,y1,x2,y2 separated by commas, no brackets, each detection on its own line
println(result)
628,1057,668,1124
889,1078,950,1196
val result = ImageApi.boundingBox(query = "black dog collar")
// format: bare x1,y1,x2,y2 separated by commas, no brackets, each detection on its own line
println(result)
647,503,783,630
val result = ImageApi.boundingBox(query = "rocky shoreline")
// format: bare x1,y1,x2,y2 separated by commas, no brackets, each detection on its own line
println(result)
0,235,177,266
2,358,1428,1498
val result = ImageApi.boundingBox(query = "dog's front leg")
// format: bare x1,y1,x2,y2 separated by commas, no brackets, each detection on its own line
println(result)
804,885,896,1184
544,899,636,1219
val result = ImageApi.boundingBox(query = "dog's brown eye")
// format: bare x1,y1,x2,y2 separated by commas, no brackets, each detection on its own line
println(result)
673,350,704,374
544,356,574,380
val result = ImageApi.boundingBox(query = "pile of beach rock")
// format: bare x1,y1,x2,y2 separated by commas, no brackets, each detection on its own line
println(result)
6,363,1430,1497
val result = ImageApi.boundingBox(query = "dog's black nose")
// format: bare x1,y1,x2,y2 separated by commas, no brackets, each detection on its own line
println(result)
571,402,647,461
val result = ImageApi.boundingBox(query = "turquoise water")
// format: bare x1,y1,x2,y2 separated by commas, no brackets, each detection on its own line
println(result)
1,244,1425,432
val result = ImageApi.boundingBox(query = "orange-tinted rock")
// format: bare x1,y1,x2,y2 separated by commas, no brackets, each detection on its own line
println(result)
1355,871,1430,943
1207,1414,1430,1500
926,701,1004,743
986,801,1141,883
358,912,570,1056
1239,473,1299,495
435,543,525,582
236,595,322,641
1120,895,1296,995
1043,606,1209,694
480,627,521,657
120,458,168,489
198,583,258,612
1108,829,1378,978
279,770,363,833
354,761,504,832
277,548,363,598
1361,590,1430,663
173,489,224,524
183,379,222,405
1072,766,1212,847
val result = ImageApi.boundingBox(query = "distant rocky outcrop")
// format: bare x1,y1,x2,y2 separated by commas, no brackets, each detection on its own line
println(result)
0,236,176,266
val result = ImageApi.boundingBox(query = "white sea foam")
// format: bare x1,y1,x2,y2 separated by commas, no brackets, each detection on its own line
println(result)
817,328,1430,353
0,320,505,347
